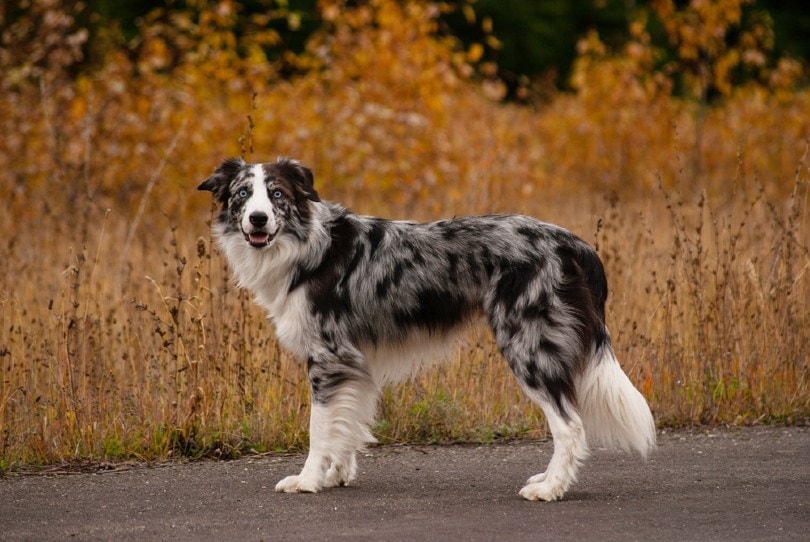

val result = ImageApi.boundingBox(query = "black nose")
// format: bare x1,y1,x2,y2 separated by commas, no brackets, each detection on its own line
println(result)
249,212,268,227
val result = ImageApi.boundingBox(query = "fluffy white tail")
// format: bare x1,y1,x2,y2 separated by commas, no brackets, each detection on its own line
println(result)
578,343,656,456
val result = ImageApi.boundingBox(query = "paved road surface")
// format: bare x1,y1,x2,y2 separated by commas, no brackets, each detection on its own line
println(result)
2,427,807,541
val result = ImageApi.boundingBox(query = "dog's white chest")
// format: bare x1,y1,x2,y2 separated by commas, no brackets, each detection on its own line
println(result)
259,287,312,359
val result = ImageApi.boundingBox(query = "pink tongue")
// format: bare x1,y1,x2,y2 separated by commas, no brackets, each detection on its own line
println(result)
250,233,269,244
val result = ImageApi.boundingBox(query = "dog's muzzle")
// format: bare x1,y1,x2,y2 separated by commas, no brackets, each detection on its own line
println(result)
244,212,274,248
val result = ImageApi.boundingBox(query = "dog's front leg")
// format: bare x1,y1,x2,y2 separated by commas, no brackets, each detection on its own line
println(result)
275,353,377,493
274,402,332,493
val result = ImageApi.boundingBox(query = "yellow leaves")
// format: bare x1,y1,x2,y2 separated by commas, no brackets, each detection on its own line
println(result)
467,42,484,63
650,0,778,99
482,15,493,34
713,49,740,96
321,2,341,23
576,29,607,58
138,36,172,72
287,11,302,31
0,0,807,226
769,57,804,94
462,3,476,25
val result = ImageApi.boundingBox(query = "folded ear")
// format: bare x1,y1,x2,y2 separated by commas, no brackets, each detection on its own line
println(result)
198,157,246,202
275,158,320,202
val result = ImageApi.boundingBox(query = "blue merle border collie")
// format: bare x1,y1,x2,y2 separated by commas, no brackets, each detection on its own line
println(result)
198,157,656,501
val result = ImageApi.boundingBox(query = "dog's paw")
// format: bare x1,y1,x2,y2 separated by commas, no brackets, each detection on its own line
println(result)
519,481,565,502
274,475,321,494
324,455,357,488
324,464,353,488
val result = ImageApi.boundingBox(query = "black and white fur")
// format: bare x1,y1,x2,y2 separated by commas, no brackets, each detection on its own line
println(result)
198,157,656,501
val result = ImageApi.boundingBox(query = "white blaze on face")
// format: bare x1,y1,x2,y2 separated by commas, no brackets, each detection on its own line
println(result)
242,164,279,236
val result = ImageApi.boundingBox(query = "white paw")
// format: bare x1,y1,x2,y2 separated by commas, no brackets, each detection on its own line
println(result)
324,459,356,488
519,481,565,502
526,471,547,484
274,475,321,493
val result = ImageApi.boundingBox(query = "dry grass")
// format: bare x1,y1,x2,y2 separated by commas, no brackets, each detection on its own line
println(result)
0,0,808,469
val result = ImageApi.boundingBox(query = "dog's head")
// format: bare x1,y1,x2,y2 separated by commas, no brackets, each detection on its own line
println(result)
198,157,320,248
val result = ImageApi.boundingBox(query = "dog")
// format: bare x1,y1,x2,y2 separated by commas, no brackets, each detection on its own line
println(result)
198,157,656,501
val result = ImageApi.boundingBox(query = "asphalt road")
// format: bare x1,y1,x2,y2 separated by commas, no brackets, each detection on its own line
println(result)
1,426,807,541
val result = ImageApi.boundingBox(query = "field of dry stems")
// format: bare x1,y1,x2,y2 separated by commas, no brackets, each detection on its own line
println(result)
0,0,807,468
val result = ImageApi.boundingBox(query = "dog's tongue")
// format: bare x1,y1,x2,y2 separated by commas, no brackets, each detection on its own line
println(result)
249,232,269,246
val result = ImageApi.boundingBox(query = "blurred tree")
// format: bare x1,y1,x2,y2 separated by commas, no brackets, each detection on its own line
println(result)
3,0,806,98
759,0,810,60
441,0,633,99
444,0,808,100
646,0,804,101
84,0,318,74
91,0,159,39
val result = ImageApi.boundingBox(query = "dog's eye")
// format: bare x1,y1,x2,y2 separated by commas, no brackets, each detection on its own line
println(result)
238,189,248,198
272,190,283,199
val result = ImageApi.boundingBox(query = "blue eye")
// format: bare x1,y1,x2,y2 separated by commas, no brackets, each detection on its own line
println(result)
238,188,248,198
272,190,283,199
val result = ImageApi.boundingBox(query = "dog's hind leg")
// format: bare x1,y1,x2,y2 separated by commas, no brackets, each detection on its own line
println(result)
496,336,590,501
517,390,588,501
275,352,378,493
490,300,589,501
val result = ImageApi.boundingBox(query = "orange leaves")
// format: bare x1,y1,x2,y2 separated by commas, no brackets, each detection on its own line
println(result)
466,42,485,63
137,34,173,72
1,0,808,225
656,0,745,59
0,0,88,88
650,0,785,98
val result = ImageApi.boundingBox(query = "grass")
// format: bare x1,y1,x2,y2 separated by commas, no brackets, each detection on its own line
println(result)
1,161,806,469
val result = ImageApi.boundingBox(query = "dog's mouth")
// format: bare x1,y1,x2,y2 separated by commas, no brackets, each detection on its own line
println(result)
244,230,274,248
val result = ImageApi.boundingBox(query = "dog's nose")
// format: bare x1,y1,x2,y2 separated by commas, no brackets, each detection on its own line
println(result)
249,212,268,227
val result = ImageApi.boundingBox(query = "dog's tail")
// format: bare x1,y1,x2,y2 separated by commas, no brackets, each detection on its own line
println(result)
577,335,656,457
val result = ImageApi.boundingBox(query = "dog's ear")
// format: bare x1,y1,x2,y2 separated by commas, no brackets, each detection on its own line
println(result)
198,157,246,202
275,159,320,202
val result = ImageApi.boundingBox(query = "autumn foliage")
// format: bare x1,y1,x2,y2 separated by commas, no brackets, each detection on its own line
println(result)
0,0,807,466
